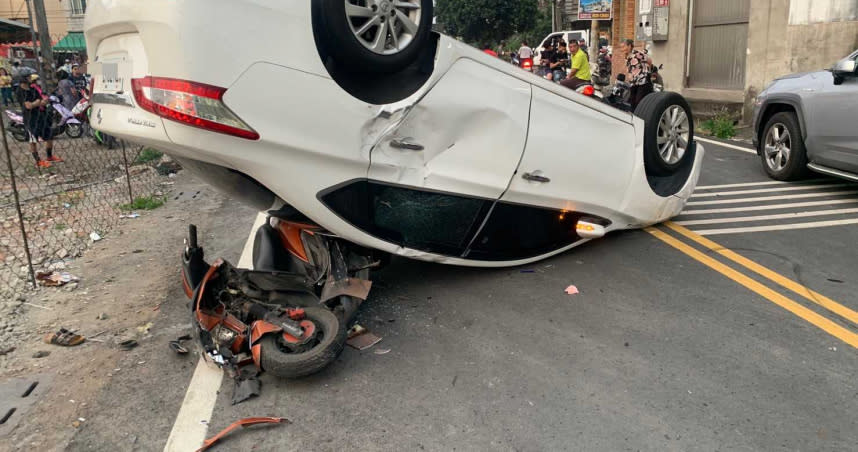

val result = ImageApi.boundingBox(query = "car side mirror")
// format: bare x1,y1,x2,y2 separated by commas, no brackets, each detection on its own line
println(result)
832,58,857,85
832,58,857,75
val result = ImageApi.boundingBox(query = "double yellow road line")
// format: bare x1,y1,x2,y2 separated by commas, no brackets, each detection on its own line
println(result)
646,222,858,349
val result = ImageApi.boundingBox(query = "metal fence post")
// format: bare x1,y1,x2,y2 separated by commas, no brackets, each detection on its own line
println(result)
120,140,135,205
0,115,38,289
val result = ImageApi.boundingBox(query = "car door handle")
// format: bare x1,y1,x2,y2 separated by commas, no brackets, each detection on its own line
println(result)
522,171,551,183
390,139,424,151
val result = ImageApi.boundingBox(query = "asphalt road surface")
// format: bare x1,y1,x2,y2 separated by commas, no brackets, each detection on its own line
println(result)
70,138,858,451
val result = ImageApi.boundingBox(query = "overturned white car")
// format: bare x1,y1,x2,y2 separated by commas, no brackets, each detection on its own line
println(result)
85,0,702,268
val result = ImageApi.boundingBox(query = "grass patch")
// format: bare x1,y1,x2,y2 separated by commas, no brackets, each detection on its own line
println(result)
134,148,164,164
120,196,165,211
54,223,67,231
701,112,737,139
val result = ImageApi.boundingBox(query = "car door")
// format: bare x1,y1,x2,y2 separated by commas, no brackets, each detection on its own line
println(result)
805,51,858,173
463,86,638,262
351,58,531,257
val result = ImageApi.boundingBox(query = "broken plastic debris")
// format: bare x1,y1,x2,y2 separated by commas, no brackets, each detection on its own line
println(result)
196,417,290,452
346,324,382,350
564,285,580,295
89,232,102,242
120,213,141,219
36,271,79,287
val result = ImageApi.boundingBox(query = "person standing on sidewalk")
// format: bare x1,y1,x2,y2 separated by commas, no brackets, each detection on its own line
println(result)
16,75,61,168
0,68,13,106
620,39,653,110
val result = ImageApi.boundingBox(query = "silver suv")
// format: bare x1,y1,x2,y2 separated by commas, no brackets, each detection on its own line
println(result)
753,50,858,181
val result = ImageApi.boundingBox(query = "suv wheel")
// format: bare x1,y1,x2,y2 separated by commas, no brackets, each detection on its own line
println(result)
761,112,809,181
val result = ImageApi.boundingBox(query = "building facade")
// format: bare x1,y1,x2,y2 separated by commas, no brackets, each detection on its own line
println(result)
0,0,70,38
649,0,858,121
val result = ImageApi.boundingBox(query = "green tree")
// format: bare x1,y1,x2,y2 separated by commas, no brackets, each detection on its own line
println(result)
436,0,540,47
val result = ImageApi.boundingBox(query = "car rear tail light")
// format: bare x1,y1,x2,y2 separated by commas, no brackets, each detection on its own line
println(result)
131,76,259,140
581,85,595,96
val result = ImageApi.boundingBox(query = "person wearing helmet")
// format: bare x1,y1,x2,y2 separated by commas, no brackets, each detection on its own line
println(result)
16,74,61,168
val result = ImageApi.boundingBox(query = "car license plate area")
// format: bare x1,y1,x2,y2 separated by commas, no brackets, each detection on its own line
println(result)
93,59,131,94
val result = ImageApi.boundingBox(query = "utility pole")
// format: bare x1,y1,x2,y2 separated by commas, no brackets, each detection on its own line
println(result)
590,19,599,62
551,1,556,33
31,0,55,89
24,0,43,81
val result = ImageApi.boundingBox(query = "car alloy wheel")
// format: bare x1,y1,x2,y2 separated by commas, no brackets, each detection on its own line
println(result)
764,123,791,172
656,105,690,165
345,0,422,55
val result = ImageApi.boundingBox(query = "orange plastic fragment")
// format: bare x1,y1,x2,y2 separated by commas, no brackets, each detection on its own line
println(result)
196,417,290,452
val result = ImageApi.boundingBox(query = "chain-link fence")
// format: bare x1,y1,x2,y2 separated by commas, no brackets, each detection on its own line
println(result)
0,98,166,297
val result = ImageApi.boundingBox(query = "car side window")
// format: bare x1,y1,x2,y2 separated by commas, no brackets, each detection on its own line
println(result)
321,181,493,257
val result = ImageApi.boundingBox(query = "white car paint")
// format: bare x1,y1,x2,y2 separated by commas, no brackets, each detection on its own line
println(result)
84,0,703,268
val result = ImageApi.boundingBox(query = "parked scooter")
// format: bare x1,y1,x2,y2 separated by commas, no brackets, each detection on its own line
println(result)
71,89,91,135
592,48,612,88
4,110,29,142
5,95,83,141
51,95,84,138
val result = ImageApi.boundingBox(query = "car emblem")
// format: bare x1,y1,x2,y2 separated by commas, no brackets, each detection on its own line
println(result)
96,108,103,125
380,1,391,13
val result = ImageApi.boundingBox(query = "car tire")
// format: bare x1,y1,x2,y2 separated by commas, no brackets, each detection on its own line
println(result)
317,0,434,74
760,112,809,181
635,92,695,177
258,306,347,378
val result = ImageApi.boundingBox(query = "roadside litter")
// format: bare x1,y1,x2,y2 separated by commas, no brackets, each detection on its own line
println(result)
169,335,192,355
36,271,79,287
565,285,580,295
346,324,382,351
119,339,138,351
232,368,261,405
89,232,102,242
44,328,85,347
120,213,141,219
196,417,290,452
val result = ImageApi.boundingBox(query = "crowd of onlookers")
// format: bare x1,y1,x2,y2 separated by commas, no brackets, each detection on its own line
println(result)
486,37,659,111
0,58,90,168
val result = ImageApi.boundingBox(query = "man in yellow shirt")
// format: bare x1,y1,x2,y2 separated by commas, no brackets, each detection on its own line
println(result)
560,40,592,90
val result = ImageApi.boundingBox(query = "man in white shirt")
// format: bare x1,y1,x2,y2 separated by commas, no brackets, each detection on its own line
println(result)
517,41,533,59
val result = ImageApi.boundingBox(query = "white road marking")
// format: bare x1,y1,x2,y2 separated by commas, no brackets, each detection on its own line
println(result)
696,180,793,190
162,359,224,452
686,190,858,206
696,136,757,154
696,218,858,235
676,207,858,226
690,183,850,198
680,198,858,215
163,212,267,452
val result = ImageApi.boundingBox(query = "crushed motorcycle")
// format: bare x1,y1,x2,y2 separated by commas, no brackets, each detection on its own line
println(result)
181,208,378,379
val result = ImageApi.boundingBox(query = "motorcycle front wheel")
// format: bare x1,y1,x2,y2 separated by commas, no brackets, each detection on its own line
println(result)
258,306,347,378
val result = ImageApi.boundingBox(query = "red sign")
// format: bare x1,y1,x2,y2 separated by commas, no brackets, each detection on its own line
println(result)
655,0,669,6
